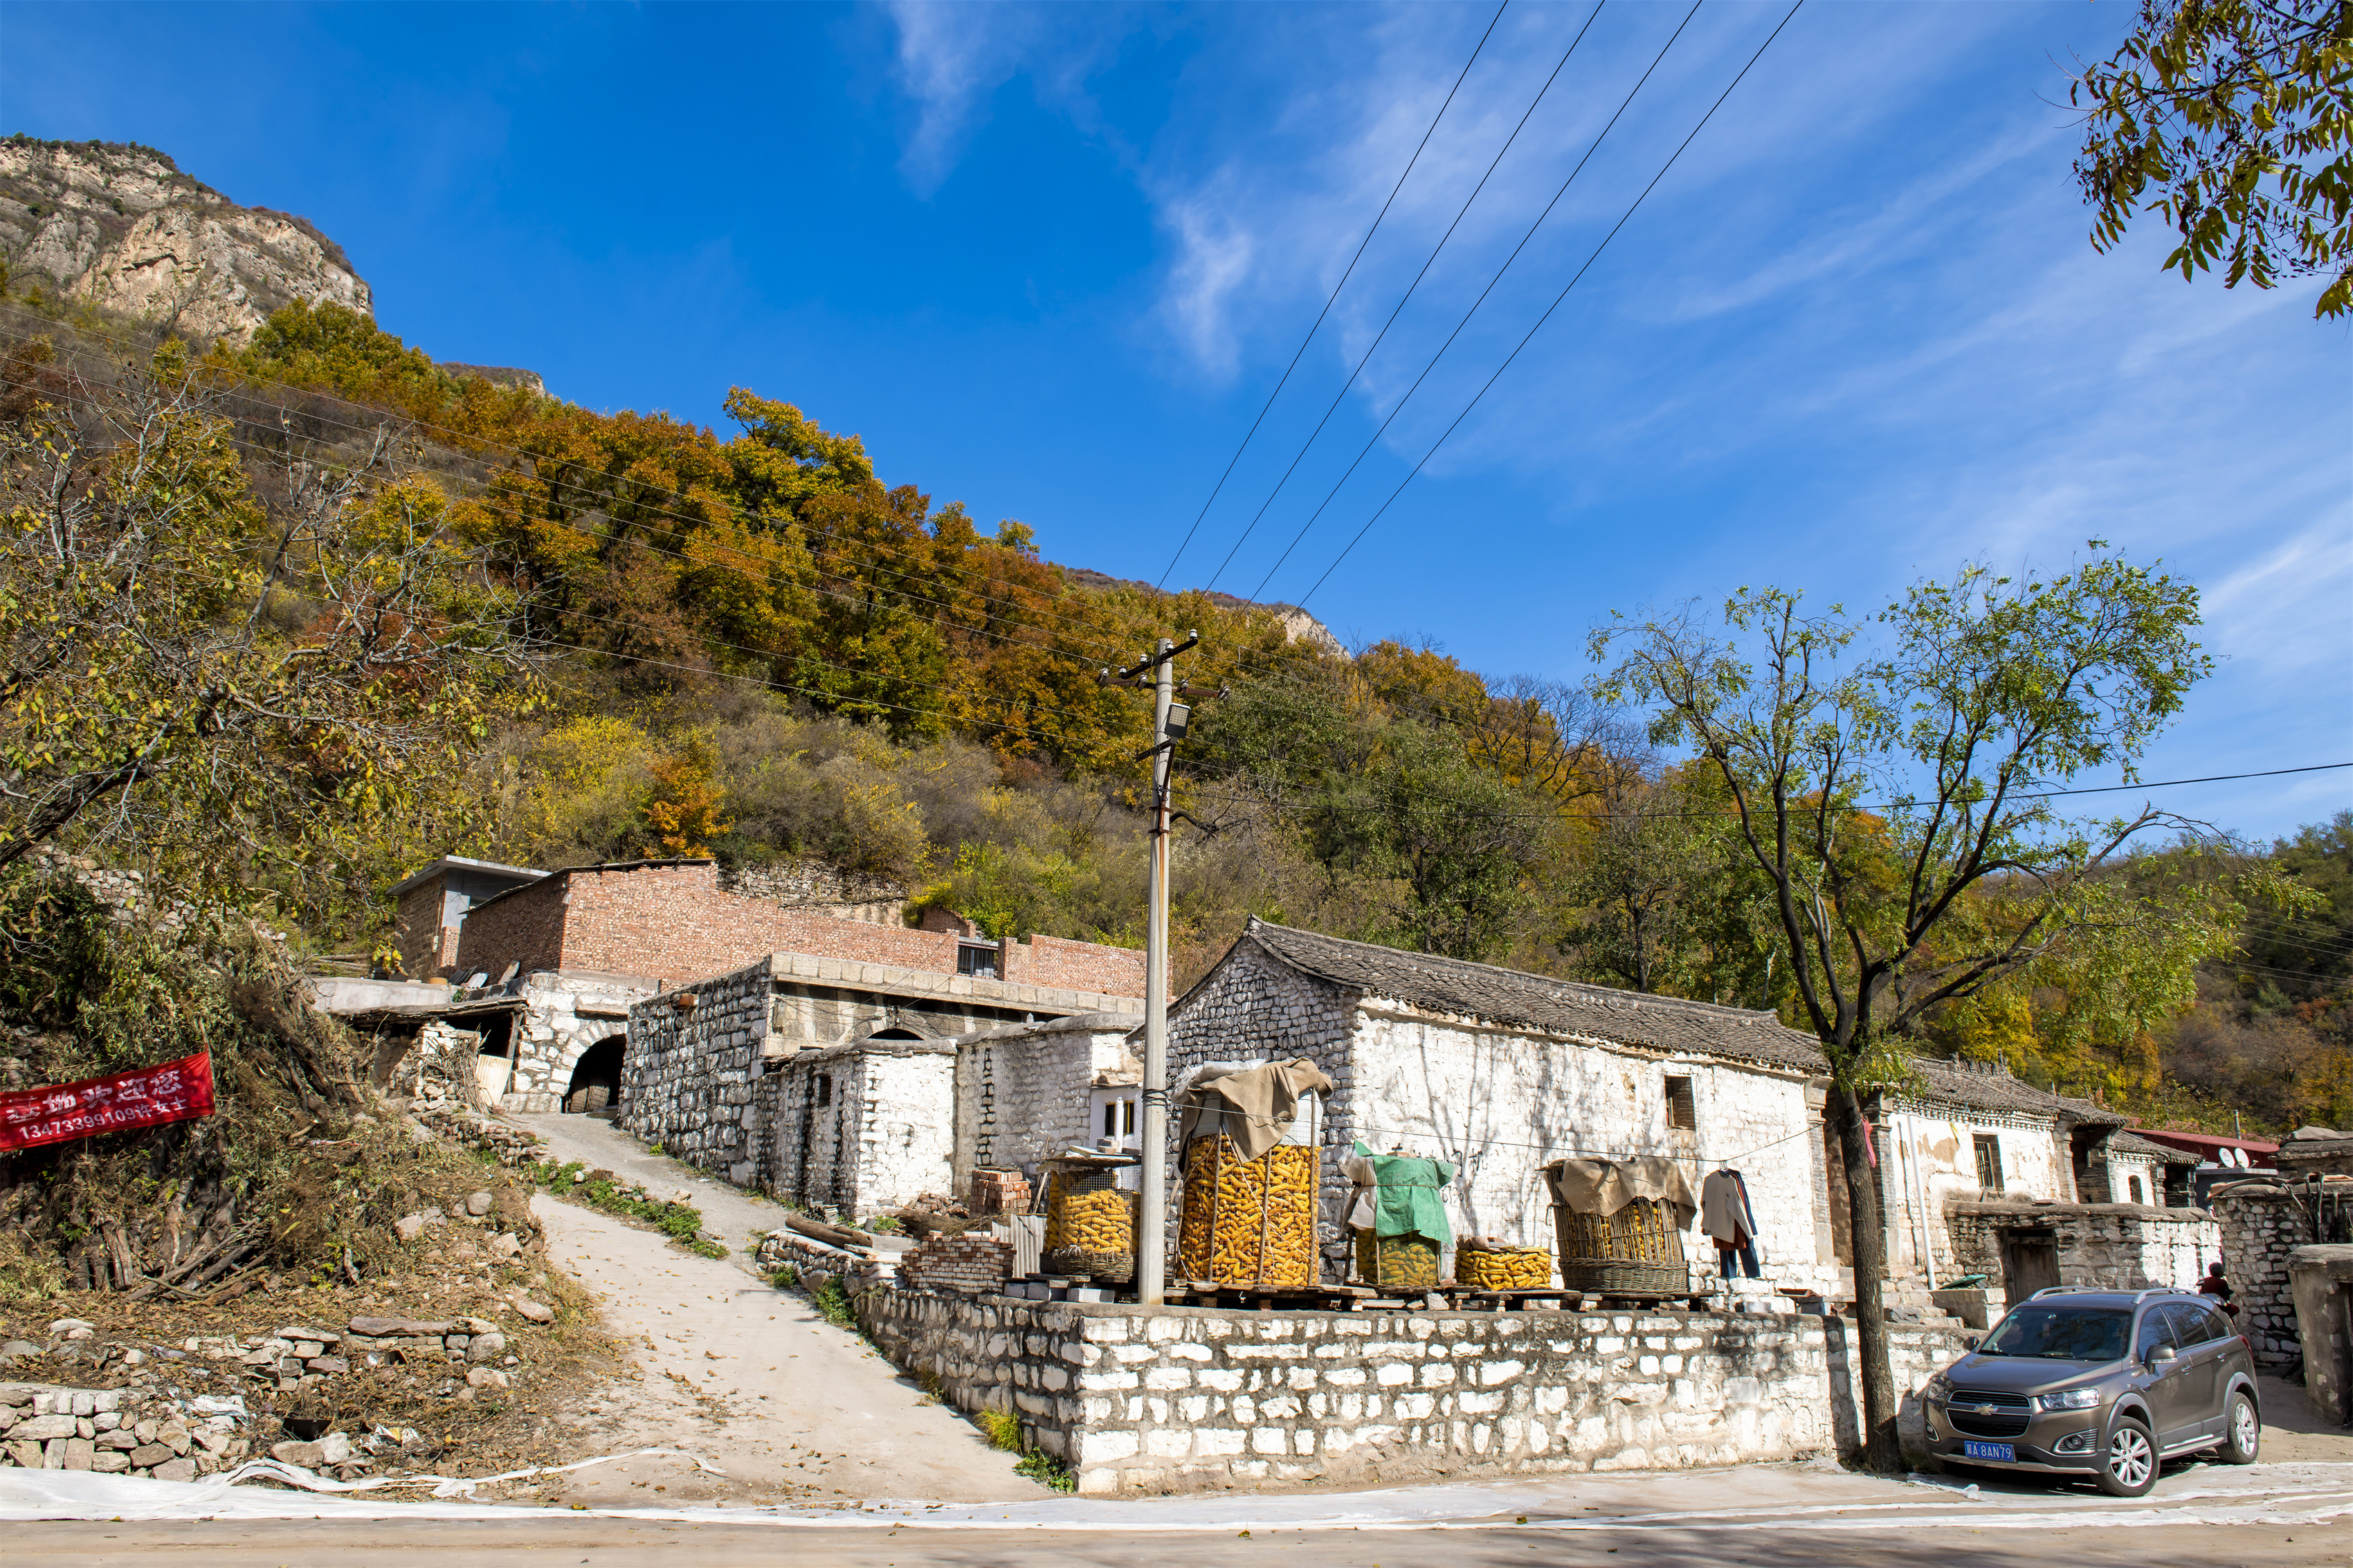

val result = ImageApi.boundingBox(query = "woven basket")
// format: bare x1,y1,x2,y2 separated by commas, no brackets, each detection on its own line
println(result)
1457,1242,1552,1291
1177,1136,1317,1288
1552,1200,1689,1296
1354,1230,1441,1291
1043,1246,1135,1285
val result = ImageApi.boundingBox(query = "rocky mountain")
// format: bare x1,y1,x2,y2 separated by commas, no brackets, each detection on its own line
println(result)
0,136,370,346
1057,566,1346,655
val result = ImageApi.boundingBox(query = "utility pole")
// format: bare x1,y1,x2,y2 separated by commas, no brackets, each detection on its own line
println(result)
1106,630,1200,1307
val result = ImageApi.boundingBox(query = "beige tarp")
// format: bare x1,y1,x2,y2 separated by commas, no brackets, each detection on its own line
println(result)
1178,1059,1334,1162
1545,1156,1697,1223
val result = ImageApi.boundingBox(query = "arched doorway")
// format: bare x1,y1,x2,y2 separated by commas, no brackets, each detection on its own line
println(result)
565,1036,626,1115
867,1028,923,1043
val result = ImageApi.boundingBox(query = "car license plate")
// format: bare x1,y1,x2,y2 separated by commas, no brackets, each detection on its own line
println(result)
1963,1441,2015,1463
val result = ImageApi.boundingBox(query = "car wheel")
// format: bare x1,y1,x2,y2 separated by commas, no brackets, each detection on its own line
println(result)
2222,1391,2260,1464
2096,1415,2158,1497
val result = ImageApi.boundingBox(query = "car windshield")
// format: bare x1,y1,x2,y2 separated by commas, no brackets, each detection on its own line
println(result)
1981,1305,2131,1361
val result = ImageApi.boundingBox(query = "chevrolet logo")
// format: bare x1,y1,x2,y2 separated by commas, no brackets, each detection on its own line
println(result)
1972,1404,1999,1414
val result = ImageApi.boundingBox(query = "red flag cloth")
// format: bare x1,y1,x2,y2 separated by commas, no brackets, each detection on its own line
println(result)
0,1052,215,1153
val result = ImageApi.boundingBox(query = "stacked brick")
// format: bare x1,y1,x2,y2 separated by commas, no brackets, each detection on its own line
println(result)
898,1234,1012,1294
971,1168,1033,1215
457,859,1147,997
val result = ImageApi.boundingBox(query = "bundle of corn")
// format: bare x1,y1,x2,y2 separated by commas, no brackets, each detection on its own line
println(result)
1354,1230,1440,1290
1041,1163,1136,1283
1456,1239,1552,1291
1176,1136,1316,1288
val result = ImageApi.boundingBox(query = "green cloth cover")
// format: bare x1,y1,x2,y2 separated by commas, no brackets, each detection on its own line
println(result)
1345,1140,1456,1247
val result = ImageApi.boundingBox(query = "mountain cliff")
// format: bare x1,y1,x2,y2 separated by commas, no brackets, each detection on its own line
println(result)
0,136,370,346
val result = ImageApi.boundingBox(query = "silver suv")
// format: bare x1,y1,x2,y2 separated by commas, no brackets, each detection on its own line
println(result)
1923,1286,2260,1497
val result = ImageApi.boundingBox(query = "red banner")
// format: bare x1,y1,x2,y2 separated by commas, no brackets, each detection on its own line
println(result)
0,1052,215,1154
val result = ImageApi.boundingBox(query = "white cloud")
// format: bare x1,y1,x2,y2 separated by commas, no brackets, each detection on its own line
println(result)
882,1,1047,197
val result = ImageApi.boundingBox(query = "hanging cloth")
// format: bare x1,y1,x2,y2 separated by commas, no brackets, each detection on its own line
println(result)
1175,1058,1333,1161
1545,1156,1697,1225
1700,1167,1760,1247
1340,1140,1457,1247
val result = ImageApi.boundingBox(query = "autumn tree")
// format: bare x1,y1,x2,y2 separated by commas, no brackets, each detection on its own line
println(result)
0,345,536,927
2074,0,2353,316
1592,552,2251,1470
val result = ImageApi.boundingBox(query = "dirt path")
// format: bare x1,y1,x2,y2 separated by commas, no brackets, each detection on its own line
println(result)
520,1195,1040,1508
510,1112,785,1264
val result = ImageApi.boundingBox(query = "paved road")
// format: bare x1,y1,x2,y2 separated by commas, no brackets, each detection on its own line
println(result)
8,1456,2349,1564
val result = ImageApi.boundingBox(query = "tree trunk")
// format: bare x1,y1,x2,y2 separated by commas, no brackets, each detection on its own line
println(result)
1830,1083,1902,1471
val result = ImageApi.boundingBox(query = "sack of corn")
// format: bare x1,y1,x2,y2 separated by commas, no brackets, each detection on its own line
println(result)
1354,1230,1441,1290
1457,1239,1552,1291
1176,1136,1316,1288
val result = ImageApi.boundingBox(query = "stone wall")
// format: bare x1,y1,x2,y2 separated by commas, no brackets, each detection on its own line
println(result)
1163,938,1835,1291
767,1041,955,1218
953,1014,1141,1192
620,958,772,1184
2213,1180,2319,1365
2287,1244,2353,1425
718,858,907,925
855,1288,1969,1495
1165,942,1361,1279
503,972,646,1115
1942,1202,2216,1295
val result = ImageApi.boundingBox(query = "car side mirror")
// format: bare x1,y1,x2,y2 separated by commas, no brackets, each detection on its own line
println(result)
1961,1335,1980,1351
2147,1344,2177,1367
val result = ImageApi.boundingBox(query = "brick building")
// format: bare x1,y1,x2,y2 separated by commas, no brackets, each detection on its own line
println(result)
382,853,1149,1120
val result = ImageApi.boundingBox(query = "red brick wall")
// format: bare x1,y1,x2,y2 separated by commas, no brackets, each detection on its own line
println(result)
394,879,450,979
1006,933,1148,998
453,859,1148,996
453,873,569,979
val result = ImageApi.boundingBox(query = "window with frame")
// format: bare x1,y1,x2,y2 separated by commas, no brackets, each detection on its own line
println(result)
957,941,1000,978
1973,1134,2005,1194
816,1075,833,1107
1664,1077,1697,1131
2128,1175,2146,1205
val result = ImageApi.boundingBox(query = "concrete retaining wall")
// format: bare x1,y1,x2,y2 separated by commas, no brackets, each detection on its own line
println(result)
855,1288,1968,1495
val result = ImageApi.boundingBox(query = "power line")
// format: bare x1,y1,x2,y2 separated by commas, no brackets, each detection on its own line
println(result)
1234,0,1707,605
1288,0,1807,612
1197,2,1609,596
1154,0,1511,591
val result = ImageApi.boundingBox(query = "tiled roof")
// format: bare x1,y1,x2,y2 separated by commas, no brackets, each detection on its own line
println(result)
1900,1055,2127,1125
2109,1129,2202,1164
1238,920,1827,1072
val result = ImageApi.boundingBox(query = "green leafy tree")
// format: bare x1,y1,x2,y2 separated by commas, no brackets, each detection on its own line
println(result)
2073,0,2353,316
0,349,536,925
1592,551,2240,1470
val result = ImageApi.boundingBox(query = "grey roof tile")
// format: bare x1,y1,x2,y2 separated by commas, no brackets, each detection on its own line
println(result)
1239,919,1826,1071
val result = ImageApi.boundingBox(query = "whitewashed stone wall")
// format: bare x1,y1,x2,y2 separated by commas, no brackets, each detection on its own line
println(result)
769,1042,954,1219
1347,1006,1834,1290
1943,1202,2216,1298
502,972,648,1114
1882,1105,2070,1281
856,1288,1969,1495
2102,1148,2169,1207
954,1014,1142,1191
619,960,772,1183
1161,942,1834,1291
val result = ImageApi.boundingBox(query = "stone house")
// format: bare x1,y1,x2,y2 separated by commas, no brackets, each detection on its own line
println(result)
621,952,1144,1207
1873,1059,2213,1304
1165,920,1841,1292
383,853,1146,1117
952,1012,1144,1193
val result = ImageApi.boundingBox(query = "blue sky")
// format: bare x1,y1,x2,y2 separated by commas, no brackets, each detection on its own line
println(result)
6,1,2347,841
